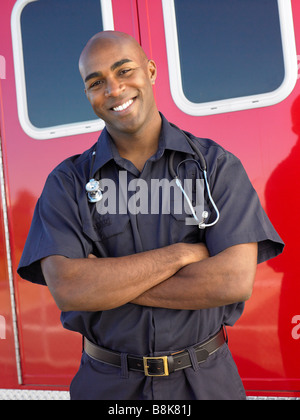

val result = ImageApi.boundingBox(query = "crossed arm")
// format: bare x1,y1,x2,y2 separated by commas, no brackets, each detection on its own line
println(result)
41,242,258,312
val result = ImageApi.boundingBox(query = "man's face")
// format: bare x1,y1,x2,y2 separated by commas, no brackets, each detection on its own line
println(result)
80,37,157,137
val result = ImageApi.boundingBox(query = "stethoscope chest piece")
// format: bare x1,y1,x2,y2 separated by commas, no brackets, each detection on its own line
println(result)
86,179,103,203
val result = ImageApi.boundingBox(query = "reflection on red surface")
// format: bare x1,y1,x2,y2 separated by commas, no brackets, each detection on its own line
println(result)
265,95,300,382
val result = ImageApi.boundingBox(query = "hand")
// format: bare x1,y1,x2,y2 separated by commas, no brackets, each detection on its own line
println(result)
88,254,97,259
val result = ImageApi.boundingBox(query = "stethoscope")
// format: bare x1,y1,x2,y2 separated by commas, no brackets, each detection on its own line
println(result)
86,124,220,229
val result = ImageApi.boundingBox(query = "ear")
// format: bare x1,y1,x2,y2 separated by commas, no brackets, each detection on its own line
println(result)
148,60,157,85
84,88,91,102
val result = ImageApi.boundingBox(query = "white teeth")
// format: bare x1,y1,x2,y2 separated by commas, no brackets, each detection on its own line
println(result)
113,99,133,112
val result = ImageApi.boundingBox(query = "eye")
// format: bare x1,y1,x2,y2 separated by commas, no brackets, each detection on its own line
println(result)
90,80,104,89
119,68,133,76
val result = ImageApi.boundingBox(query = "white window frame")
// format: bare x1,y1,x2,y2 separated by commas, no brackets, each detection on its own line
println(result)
11,0,114,140
162,0,298,116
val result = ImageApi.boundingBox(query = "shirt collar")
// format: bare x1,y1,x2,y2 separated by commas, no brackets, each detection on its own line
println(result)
91,113,195,177
159,113,196,155
92,129,115,177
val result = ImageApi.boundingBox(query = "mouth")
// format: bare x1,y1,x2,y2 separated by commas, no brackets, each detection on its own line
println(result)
111,98,136,113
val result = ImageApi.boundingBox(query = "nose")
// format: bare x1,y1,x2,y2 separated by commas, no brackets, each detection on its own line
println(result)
105,76,124,97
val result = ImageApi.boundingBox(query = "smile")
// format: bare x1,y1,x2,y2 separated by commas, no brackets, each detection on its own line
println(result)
112,99,134,112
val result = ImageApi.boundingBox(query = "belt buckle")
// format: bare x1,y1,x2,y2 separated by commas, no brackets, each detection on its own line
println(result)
143,356,169,377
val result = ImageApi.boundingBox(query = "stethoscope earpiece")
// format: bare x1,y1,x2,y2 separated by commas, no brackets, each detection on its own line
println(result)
199,211,209,230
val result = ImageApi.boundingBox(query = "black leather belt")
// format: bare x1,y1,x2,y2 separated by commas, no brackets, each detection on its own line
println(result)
84,328,227,377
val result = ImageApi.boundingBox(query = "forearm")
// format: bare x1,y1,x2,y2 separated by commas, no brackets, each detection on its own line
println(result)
132,243,258,310
41,243,206,312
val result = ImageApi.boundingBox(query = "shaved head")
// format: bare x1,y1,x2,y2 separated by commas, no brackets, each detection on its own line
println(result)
78,30,160,141
79,31,148,78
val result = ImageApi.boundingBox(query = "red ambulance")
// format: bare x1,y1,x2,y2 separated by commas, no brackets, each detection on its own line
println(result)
0,0,299,398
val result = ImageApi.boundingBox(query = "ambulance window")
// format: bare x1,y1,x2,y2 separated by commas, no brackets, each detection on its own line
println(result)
162,0,297,116
12,0,114,139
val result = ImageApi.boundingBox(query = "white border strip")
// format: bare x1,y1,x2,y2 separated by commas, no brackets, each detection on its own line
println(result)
162,0,298,116
11,0,114,140
0,136,22,385
0,389,70,400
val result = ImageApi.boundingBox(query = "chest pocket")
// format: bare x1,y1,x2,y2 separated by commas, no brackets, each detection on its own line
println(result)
82,212,135,258
170,205,203,244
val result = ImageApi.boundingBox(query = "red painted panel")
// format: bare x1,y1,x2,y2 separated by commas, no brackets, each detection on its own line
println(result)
0,158,19,388
137,0,300,394
0,67,19,387
0,0,140,388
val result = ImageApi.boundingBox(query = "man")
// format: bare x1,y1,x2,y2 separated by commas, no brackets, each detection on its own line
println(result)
18,31,284,400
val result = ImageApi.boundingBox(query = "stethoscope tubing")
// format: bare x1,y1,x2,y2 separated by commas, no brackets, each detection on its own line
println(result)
86,124,220,229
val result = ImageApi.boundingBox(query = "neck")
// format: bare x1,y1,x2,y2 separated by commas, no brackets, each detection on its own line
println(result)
107,111,162,171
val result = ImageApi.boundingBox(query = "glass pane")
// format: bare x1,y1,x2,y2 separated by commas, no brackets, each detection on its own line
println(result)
174,0,285,104
20,0,103,128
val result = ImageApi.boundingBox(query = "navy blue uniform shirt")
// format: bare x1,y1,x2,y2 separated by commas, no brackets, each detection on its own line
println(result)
18,114,284,399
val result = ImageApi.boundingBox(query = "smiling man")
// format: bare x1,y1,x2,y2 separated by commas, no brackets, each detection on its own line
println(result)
18,31,284,400
79,32,161,172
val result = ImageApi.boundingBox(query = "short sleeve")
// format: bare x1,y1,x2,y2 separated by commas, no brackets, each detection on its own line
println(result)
17,169,93,285
205,152,284,264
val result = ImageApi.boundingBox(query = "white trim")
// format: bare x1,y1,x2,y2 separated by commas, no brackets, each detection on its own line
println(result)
0,389,70,400
162,0,298,116
101,0,114,30
11,0,114,140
